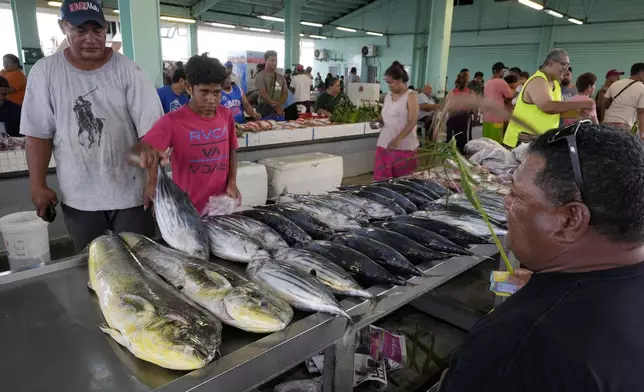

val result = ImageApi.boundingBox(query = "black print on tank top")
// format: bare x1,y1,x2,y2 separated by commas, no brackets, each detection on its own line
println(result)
73,86,105,148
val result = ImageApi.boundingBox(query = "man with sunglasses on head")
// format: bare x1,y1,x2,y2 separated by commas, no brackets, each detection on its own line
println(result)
19,0,164,252
503,49,593,148
441,120,644,392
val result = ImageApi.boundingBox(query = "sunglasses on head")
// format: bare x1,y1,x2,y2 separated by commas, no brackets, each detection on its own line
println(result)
546,119,591,205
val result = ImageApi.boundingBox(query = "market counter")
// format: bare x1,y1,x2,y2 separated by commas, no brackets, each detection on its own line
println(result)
0,243,500,392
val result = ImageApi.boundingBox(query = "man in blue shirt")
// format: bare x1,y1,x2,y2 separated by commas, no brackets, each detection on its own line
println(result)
221,76,260,123
157,68,189,113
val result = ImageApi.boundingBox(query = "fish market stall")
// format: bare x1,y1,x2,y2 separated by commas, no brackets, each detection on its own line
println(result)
0,243,499,392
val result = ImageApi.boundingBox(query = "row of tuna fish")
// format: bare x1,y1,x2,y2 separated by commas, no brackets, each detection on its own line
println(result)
88,167,507,371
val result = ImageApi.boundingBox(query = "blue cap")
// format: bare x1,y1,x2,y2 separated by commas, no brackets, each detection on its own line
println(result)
224,61,233,68
60,0,106,28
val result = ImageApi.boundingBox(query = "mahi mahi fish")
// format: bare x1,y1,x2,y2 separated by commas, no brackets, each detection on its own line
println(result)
273,248,372,299
119,233,293,333
88,233,221,370
155,166,209,259
247,258,352,320
203,219,270,263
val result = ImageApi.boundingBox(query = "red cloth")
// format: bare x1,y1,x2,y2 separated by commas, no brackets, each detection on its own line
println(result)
143,105,238,213
373,147,418,181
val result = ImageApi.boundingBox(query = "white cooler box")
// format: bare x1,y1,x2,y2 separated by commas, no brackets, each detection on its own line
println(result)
259,152,343,198
237,161,268,207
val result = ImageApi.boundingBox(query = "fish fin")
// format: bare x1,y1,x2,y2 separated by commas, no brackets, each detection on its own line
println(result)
87,280,94,292
100,325,129,347
122,294,156,317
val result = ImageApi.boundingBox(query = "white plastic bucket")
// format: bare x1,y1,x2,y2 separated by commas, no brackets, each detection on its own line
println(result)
0,211,50,272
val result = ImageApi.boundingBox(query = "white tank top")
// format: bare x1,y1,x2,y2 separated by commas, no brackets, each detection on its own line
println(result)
377,90,419,151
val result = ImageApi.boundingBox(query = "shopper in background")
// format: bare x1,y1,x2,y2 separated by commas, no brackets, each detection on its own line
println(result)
224,61,240,86
482,62,513,143
459,68,470,83
559,67,578,126
562,72,598,126
315,78,348,117
255,50,287,118
0,76,21,136
602,63,644,136
466,71,484,95
595,69,622,122
512,71,531,105
346,67,361,90
306,67,313,80
370,61,419,181
504,49,592,148
284,68,292,89
441,123,644,392
21,0,163,252
221,75,260,124
138,55,239,214
157,68,189,114
324,73,334,89
283,88,299,121
340,75,345,93
1,54,27,106
292,64,312,113
446,74,472,153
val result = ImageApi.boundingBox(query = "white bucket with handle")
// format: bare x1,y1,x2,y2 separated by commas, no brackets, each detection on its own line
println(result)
0,211,50,272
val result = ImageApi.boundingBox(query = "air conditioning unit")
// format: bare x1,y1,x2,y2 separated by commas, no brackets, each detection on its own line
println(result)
314,49,328,61
361,45,377,57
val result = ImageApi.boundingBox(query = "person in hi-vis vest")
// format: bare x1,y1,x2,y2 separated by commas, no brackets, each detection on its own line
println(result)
504,49,594,148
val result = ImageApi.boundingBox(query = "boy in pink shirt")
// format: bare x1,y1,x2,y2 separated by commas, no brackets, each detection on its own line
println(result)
138,55,239,213
562,72,599,126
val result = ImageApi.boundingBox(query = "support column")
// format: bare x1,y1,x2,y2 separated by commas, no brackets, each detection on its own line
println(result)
10,0,42,75
536,25,554,69
118,0,163,86
424,0,454,97
188,24,199,57
411,0,431,88
284,0,303,69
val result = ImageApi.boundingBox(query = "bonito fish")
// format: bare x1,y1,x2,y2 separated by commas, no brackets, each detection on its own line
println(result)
283,201,362,231
209,215,289,251
273,248,372,299
119,233,293,333
328,193,396,219
412,211,508,237
155,166,209,259
88,233,221,370
247,258,352,320
203,219,270,263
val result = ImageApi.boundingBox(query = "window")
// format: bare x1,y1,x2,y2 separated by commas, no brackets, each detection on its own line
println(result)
454,0,474,5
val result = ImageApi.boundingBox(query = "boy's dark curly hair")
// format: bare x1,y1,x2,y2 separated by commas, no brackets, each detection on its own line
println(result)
185,54,227,86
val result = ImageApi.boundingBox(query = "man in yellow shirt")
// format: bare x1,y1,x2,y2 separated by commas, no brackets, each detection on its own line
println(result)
504,49,593,147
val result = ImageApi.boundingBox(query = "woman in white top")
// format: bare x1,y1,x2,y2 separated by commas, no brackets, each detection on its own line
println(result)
370,61,419,181
292,65,313,113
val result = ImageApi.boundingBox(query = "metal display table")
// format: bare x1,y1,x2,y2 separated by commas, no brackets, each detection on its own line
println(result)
0,244,499,392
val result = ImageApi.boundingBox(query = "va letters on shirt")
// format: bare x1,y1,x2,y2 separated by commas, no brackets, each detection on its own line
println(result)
188,127,229,174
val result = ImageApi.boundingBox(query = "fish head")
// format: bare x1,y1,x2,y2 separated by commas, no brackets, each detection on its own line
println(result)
137,312,221,370
223,285,293,333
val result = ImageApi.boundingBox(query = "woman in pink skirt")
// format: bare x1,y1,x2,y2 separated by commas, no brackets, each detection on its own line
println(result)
370,61,420,181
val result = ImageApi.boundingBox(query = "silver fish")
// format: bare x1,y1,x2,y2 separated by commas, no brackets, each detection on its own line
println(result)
209,215,289,251
88,233,221,370
328,193,396,219
273,248,372,299
412,210,507,237
119,233,293,333
203,219,270,263
282,201,362,231
278,193,370,223
155,166,209,259
246,258,352,320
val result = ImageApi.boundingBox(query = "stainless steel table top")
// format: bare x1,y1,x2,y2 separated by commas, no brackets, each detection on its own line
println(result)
0,244,500,392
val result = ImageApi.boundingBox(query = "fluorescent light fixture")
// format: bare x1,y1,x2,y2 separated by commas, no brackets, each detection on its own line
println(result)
544,9,563,18
309,34,327,39
258,15,285,22
249,27,271,33
336,26,357,32
301,21,323,27
366,31,384,36
47,1,62,7
113,9,120,14
211,22,236,29
300,33,305,37
518,0,544,11
568,17,583,24
160,16,197,24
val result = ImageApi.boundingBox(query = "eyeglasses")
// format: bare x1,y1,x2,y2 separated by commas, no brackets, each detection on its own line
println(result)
547,119,591,204
557,60,570,70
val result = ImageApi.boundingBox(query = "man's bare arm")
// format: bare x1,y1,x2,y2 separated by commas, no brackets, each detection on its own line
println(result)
637,108,644,139
420,103,440,111
26,137,53,191
525,78,592,114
